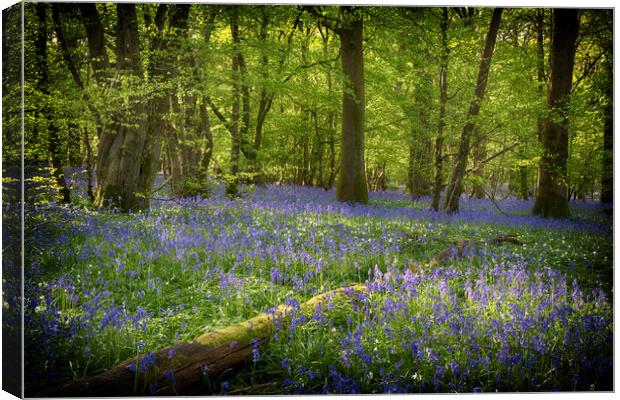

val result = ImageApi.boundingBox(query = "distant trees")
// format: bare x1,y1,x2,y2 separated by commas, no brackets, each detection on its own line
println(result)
15,5,612,215
532,9,580,218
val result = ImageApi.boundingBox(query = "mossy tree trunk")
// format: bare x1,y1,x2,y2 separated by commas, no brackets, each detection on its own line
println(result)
532,9,579,218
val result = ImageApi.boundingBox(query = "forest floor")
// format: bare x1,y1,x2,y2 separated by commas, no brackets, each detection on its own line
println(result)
17,183,613,394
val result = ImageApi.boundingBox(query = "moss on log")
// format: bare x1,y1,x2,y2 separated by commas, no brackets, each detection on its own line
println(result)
37,285,367,397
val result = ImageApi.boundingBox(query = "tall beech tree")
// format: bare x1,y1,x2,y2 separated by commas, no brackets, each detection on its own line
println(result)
336,7,368,203
532,9,579,218
444,8,503,213
306,6,368,203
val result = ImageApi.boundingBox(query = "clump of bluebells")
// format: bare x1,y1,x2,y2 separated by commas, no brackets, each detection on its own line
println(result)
266,260,612,393
22,182,612,393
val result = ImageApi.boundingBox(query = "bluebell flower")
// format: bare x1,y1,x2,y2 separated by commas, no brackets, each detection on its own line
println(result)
140,352,157,372
251,338,260,363
163,370,176,385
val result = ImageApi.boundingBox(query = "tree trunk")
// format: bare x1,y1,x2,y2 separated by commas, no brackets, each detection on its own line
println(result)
431,8,449,211
53,4,102,204
532,9,579,218
518,9,547,201
227,8,242,197
518,166,529,200
470,126,487,199
245,10,269,185
167,6,214,197
151,5,192,197
327,111,337,189
82,128,95,202
254,10,271,164
149,6,184,196
92,4,154,212
536,8,546,144
600,35,613,204
312,108,325,188
444,8,503,213
409,75,433,200
78,4,110,85
35,3,71,204
199,101,214,174
336,7,368,204
238,51,252,170
197,11,217,179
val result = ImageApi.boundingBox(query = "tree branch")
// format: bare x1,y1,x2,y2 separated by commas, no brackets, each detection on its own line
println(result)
466,142,519,174
447,87,462,100
282,54,341,83
571,51,604,93
302,6,341,34
205,97,232,134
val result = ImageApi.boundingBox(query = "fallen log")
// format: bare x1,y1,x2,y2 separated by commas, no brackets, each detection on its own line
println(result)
36,285,367,397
